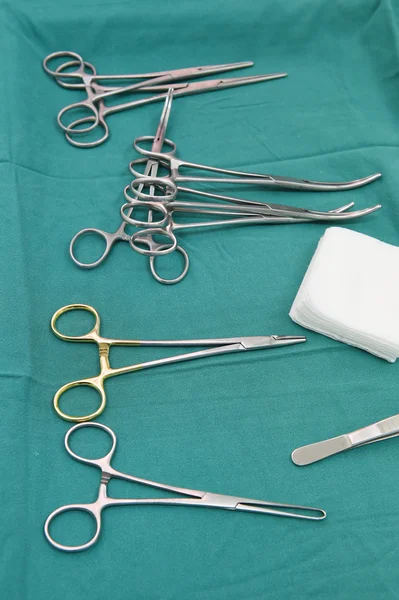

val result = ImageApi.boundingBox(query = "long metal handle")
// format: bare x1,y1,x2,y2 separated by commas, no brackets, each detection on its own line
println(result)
111,343,247,377
348,414,399,446
168,200,381,221
292,435,352,466
292,414,399,466
122,337,265,347
111,335,305,378
168,158,381,191
145,202,361,233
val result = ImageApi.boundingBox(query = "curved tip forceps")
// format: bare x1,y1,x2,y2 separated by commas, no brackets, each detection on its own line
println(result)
126,84,381,193
119,92,381,282
70,88,382,284
292,413,399,466
129,134,382,193
51,304,306,422
44,422,326,552
123,189,381,284
43,51,287,147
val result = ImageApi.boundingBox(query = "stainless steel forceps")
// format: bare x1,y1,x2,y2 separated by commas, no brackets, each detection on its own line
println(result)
130,135,381,192
125,187,381,259
123,176,381,232
51,304,306,422
123,199,361,283
69,88,176,270
44,422,326,552
43,51,286,147
292,413,399,465
120,91,381,281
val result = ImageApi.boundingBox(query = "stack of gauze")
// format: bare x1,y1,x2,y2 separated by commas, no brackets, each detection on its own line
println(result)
289,227,399,363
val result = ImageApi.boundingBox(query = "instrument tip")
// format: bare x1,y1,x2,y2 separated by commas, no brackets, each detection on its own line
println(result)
291,450,302,465
362,204,382,215
369,172,382,182
219,60,254,70
257,72,288,81
272,335,307,347
333,202,356,213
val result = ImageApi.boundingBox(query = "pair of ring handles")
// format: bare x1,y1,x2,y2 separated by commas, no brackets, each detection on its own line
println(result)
71,136,190,284
124,137,188,257
43,52,116,148
44,51,112,143
45,53,190,281
44,422,119,551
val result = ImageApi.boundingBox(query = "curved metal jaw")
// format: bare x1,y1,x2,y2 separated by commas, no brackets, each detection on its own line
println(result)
296,203,382,221
265,172,382,191
167,199,382,221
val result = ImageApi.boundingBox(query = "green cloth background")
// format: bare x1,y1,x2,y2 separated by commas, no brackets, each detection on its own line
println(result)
1,0,399,597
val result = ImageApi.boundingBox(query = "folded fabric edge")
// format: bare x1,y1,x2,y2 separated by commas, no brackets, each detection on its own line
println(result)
289,312,397,363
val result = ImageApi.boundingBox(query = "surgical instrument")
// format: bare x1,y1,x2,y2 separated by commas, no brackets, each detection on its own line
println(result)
122,167,381,260
292,413,399,465
43,51,287,147
126,193,381,259
44,422,326,552
122,177,381,232
51,304,306,422
130,203,368,284
130,135,381,192
69,89,178,269
119,93,381,280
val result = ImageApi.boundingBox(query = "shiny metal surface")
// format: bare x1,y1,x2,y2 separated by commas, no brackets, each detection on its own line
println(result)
65,73,381,284
69,90,175,268
120,94,380,282
131,135,381,192
51,304,306,422
43,51,286,147
292,414,399,466
44,422,326,552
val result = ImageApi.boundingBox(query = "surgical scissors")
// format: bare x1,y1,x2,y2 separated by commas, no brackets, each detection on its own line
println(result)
43,51,287,147
51,304,306,422
292,413,399,466
44,422,326,552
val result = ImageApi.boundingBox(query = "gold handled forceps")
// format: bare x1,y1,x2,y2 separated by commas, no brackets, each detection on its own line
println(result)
52,304,306,422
